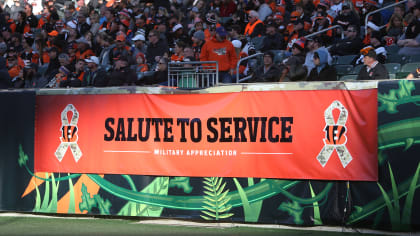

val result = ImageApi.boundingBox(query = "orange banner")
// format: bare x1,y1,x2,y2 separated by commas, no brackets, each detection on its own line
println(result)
35,90,378,180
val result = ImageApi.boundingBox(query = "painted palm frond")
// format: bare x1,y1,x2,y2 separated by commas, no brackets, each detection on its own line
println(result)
118,177,169,217
200,177,234,220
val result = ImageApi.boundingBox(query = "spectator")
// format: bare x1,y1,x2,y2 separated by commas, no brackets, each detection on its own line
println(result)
109,33,131,63
75,37,95,60
0,56,11,89
254,0,272,22
357,49,389,80
249,51,281,82
333,1,360,32
146,29,169,68
192,30,206,61
398,3,420,56
131,34,147,61
244,10,264,38
24,4,38,28
260,22,285,52
135,52,149,73
60,59,85,87
183,46,195,60
329,24,363,56
355,31,387,65
280,39,307,81
82,56,108,86
107,57,137,86
304,37,332,76
12,61,41,88
140,57,169,85
384,14,404,46
200,26,238,83
42,47,60,81
307,49,337,81
406,66,420,79
170,40,185,62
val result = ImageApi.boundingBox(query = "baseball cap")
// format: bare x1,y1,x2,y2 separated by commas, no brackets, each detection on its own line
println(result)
231,40,242,48
365,49,377,59
132,34,145,41
85,56,100,65
215,26,227,37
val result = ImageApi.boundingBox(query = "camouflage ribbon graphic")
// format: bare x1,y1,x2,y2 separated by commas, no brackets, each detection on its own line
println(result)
55,104,82,162
316,100,352,168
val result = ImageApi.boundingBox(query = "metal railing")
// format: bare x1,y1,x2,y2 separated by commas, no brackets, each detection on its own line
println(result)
168,61,218,89
304,25,345,40
364,0,408,35
236,53,264,83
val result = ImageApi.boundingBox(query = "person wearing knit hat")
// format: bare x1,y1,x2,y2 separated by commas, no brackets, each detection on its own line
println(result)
135,52,149,73
193,30,205,41
249,50,282,82
280,38,307,81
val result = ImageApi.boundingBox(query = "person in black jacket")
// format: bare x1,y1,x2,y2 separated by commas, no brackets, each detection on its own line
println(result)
146,30,169,68
329,24,363,56
307,49,337,81
81,56,109,86
249,51,281,82
357,50,389,80
260,23,285,52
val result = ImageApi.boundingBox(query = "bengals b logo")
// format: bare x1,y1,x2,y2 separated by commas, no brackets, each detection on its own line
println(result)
324,125,347,145
61,125,78,142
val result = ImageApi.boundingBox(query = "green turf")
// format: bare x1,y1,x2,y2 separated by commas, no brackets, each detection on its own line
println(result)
0,216,369,235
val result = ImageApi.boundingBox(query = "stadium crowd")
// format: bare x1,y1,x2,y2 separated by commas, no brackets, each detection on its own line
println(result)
0,0,420,89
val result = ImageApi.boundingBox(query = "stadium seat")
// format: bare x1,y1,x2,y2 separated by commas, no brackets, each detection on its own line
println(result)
334,55,357,65
389,73,396,79
408,54,420,63
396,72,410,79
339,74,358,81
387,54,408,64
383,63,401,74
385,44,400,55
334,65,354,75
352,64,364,74
250,36,266,51
271,50,286,64
401,62,419,73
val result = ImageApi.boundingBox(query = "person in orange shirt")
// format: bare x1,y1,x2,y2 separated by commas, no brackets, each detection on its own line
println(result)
135,52,149,73
200,26,238,83
7,55,22,79
170,40,185,62
75,37,94,60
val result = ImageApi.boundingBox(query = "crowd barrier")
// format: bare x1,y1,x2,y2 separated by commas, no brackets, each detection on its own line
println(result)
1,80,419,232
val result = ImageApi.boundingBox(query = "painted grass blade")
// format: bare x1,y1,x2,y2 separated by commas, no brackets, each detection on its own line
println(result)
388,163,400,223
377,182,399,230
309,182,322,225
402,162,420,228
